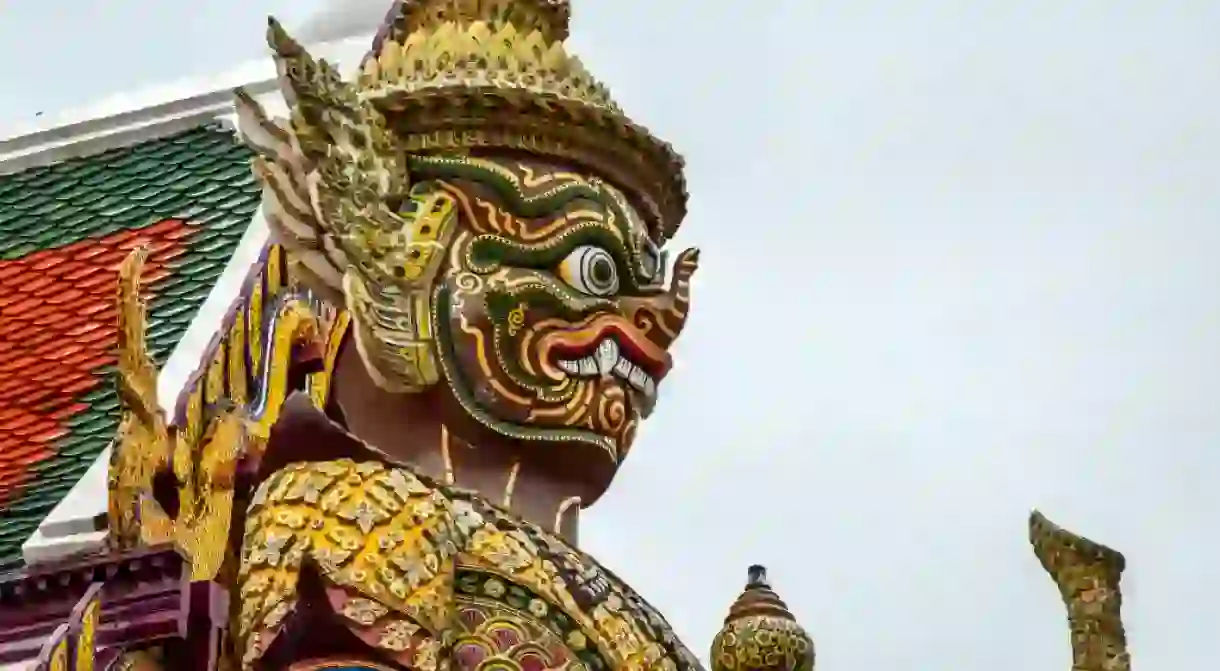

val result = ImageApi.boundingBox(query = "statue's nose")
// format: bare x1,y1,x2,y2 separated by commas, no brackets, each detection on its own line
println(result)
621,247,699,351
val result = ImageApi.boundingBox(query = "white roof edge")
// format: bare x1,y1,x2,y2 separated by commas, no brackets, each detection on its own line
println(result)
0,82,275,178
0,32,374,177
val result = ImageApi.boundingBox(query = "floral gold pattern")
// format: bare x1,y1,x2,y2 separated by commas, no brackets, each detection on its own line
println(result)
236,456,701,671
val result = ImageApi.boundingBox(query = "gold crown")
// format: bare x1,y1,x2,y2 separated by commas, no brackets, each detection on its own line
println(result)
268,0,687,242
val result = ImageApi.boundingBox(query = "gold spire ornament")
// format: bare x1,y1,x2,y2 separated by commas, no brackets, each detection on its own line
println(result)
711,565,815,671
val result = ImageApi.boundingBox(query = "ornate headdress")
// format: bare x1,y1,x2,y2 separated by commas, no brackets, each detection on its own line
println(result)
316,0,686,241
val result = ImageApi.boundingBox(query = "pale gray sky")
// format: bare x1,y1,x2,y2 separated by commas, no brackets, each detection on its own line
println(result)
3,1,1220,670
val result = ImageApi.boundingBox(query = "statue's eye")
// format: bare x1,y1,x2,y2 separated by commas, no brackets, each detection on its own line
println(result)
557,245,620,297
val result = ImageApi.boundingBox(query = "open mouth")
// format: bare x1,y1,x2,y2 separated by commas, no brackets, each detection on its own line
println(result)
536,315,672,417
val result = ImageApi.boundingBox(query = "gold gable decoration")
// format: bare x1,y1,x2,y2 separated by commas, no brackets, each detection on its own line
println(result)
264,0,688,242
107,245,349,582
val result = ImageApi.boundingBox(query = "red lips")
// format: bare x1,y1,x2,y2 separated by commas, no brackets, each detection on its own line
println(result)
536,314,672,380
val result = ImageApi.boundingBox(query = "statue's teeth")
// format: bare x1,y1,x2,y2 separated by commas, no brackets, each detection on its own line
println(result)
628,366,648,390
556,342,659,409
596,339,619,374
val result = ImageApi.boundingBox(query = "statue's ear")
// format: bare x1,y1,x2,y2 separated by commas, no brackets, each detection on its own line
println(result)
337,183,460,395
344,269,442,394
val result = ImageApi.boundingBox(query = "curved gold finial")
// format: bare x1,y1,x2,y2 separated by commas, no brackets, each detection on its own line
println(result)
710,565,814,671
1029,510,1131,671
109,246,173,549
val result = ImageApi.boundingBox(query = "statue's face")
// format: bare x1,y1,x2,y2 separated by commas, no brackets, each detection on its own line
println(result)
237,20,693,492
422,156,698,465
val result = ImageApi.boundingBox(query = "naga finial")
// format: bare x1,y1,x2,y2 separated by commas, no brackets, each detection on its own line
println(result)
711,566,814,671
108,246,172,550
1029,510,1132,671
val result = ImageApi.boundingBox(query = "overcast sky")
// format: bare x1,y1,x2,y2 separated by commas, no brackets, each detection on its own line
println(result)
3,1,1219,670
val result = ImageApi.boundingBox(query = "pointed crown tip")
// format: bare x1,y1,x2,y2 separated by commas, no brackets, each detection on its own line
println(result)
385,0,573,43
266,16,300,54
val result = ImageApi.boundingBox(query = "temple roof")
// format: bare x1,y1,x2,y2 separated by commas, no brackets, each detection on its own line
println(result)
0,123,257,571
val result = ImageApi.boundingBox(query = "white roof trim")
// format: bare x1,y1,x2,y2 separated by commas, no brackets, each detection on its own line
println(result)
0,89,265,177
0,33,373,177
21,211,272,566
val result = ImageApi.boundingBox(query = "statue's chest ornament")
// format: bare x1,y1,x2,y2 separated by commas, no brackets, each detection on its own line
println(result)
238,459,696,671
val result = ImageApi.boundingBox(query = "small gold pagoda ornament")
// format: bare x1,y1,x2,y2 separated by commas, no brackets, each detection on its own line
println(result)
711,565,815,671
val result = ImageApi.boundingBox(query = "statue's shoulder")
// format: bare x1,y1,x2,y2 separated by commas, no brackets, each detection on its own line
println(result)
242,444,704,671
453,494,707,671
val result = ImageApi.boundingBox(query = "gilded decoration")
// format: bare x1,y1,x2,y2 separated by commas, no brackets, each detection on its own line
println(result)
69,583,103,671
42,625,69,671
356,0,687,238
107,244,349,580
453,570,607,671
237,457,702,671
710,567,813,671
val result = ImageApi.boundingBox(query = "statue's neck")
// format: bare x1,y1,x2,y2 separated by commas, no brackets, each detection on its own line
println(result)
329,345,582,544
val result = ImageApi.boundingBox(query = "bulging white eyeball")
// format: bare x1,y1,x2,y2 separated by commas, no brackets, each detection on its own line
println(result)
557,245,620,297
